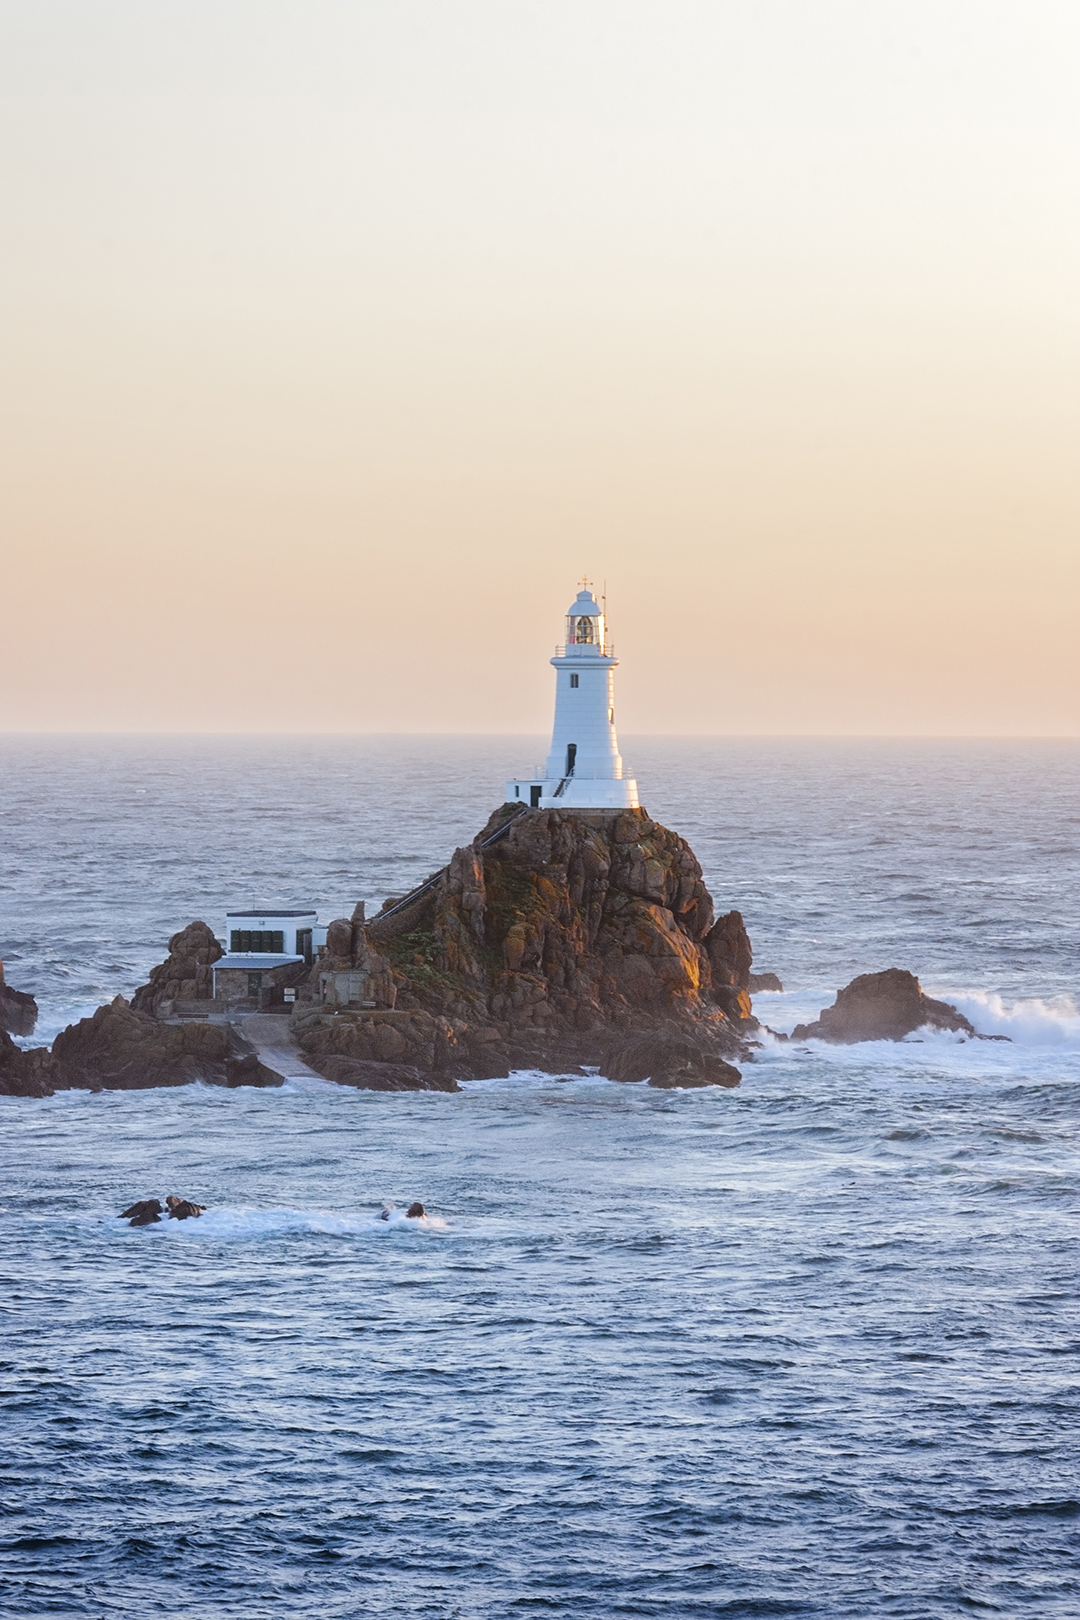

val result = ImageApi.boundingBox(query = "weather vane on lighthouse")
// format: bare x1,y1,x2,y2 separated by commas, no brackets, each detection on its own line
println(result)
505,584,640,812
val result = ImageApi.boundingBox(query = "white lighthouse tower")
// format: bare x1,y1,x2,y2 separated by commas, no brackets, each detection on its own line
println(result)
506,584,640,811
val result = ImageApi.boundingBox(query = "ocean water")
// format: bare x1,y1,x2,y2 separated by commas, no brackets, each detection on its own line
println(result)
1,735,1078,1618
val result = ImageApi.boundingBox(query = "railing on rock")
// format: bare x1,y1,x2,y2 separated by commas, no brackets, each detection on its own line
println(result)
369,804,529,933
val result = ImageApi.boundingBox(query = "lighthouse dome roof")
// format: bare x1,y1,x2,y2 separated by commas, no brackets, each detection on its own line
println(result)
566,588,602,616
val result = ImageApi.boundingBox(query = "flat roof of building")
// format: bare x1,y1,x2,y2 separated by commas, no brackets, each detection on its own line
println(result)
214,953,305,968
225,910,318,919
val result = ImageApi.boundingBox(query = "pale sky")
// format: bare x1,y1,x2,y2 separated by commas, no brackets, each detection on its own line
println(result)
2,0,1078,734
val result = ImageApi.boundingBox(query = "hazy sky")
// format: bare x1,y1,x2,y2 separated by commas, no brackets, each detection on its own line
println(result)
2,0,1078,734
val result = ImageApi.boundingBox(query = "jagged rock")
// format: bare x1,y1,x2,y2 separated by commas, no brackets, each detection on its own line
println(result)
224,1051,284,1088
788,969,976,1043
704,909,753,987
323,918,353,962
297,913,397,1012
306,1053,461,1093
0,960,37,1036
288,807,751,1087
131,921,223,1017
121,1199,163,1226
748,972,784,993
601,1027,741,1089
50,998,283,1089
166,1197,206,1219
0,1028,58,1097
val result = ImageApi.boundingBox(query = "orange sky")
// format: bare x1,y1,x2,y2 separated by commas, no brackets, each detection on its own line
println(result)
2,1,1078,734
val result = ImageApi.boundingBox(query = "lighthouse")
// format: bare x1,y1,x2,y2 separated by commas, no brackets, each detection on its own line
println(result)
506,585,640,811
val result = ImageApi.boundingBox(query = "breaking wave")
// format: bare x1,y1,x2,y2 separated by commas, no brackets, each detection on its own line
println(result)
949,991,1080,1047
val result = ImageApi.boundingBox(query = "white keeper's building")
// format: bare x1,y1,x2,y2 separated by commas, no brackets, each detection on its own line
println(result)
506,586,640,811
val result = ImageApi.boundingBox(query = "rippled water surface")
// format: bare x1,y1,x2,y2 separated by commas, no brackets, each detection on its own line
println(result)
2,736,1079,1618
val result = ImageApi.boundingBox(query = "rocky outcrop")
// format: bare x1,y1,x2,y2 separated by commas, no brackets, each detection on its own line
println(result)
131,921,223,1017
304,1052,460,1093
311,903,398,1011
3,807,760,1098
0,961,37,1036
290,807,755,1090
0,1028,59,1097
51,998,283,1089
748,972,784,993
1,1000,282,1097
601,1027,741,1089
788,969,976,1044
119,1196,206,1223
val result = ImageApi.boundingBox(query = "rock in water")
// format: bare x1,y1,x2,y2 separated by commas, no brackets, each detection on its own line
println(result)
292,807,752,1088
304,1055,460,1093
405,1203,426,1218
165,1197,206,1220
601,1028,742,1089
748,972,784,993
120,1199,163,1226
0,960,37,1037
0,1028,58,1097
789,969,976,1043
50,999,284,1090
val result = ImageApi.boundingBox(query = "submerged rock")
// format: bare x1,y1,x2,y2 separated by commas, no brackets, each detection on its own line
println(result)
788,969,976,1044
0,961,37,1037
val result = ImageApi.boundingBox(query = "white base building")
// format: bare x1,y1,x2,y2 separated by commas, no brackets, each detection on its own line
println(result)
506,586,640,812
211,910,329,1002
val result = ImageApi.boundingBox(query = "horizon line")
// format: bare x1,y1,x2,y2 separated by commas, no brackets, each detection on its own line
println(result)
3,730,1080,743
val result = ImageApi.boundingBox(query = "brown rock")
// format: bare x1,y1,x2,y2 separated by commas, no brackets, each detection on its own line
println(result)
326,807,755,1084
0,960,37,1036
748,972,784,993
306,1053,460,1093
50,998,283,1089
601,1027,741,1089
789,969,976,1043
131,921,223,1018
0,1028,57,1097
703,910,753,989
165,1196,206,1219
323,918,353,963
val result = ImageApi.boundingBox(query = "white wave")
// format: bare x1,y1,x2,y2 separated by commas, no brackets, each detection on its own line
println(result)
109,1205,450,1239
946,991,1080,1047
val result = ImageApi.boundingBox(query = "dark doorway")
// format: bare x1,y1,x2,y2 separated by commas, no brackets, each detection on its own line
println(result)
247,972,262,997
296,928,313,964
530,785,542,808
565,743,577,776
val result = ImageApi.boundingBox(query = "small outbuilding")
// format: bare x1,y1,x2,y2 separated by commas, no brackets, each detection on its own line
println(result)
212,909,328,1010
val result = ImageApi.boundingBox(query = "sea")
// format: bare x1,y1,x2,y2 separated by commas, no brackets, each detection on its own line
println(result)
1,734,1077,1619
